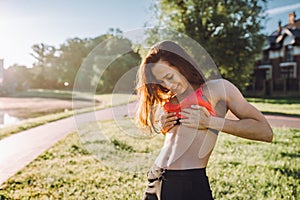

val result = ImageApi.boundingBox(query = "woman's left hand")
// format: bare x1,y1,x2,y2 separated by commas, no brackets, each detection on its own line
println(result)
179,104,211,130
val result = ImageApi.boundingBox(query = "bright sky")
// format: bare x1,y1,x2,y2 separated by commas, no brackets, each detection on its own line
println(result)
0,0,299,69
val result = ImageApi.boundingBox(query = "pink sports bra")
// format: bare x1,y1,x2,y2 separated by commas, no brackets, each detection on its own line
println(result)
163,85,216,118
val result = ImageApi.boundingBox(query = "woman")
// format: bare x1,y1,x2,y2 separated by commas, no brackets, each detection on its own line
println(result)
136,40,273,200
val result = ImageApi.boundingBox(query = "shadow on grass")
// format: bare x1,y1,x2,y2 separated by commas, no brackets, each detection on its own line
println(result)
0,194,10,200
273,167,300,180
280,151,300,159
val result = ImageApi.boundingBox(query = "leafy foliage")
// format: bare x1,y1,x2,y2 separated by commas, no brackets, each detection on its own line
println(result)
153,0,267,90
0,32,141,94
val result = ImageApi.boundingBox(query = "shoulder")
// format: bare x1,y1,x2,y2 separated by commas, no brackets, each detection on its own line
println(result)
204,78,233,88
205,78,239,94
201,79,225,107
202,79,244,105
202,79,229,98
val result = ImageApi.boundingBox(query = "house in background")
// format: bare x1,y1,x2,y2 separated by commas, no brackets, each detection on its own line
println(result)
247,12,300,96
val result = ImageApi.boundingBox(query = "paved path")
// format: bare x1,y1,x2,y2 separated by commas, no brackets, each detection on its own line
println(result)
0,103,299,186
0,103,136,186
226,111,300,129
263,114,300,129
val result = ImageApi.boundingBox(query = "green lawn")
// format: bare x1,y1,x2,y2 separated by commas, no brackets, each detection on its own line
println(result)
247,97,300,116
0,118,299,199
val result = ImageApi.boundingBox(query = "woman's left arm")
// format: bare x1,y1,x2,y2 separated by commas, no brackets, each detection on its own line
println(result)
180,79,273,142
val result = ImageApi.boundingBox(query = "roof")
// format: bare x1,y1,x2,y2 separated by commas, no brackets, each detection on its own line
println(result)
266,18,300,50
271,19,300,36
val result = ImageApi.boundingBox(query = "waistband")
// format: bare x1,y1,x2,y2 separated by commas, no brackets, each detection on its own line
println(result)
164,168,206,177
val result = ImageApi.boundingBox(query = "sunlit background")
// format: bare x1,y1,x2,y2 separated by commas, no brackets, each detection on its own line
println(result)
0,1,299,199
0,0,299,69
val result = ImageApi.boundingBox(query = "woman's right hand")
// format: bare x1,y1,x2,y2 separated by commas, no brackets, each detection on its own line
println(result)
160,112,178,134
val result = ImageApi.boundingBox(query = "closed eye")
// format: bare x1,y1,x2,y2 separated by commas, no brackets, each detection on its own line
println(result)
166,75,173,80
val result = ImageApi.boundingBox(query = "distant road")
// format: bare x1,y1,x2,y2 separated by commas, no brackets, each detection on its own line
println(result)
264,114,300,129
226,111,300,129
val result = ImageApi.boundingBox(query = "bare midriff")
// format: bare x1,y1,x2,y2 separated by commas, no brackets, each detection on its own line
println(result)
155,125,216,169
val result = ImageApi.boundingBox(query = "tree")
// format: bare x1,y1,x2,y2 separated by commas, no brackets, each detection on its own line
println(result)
31,43,62,88
89,36,141,93
57,38,91,88
97,46,141,93
2,64,32,93
153,0,267,90
29,32,140,93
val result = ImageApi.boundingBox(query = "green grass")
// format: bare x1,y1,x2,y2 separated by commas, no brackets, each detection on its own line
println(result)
250,102,300,116
0,118,299,199
247,97,300,116
209,128,299,199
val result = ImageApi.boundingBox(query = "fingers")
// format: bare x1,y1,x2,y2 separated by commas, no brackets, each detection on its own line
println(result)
161,112,175,120
161,112,177,122
191,105,210,116
190,104,202,109
179,119,198,130
160,105,210,133
160,112,178,133
161,121,177,133
179,117,203,130
180,105,209,117
161,122,176,133
180,108,194,119
166,115,178,123
178,118,192,127
165,112,176,118
163,117,177,127
179,105,211,130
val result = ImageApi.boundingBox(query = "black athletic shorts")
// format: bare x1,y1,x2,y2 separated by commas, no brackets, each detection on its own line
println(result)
161,168,214,200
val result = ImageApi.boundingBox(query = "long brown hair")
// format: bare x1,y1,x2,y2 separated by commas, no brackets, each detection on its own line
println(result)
135,40,206,133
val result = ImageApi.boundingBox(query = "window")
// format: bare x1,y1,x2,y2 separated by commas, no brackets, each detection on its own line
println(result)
263,51,269,64
280,66,294,79
285,45,293,62
265,69,271,80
